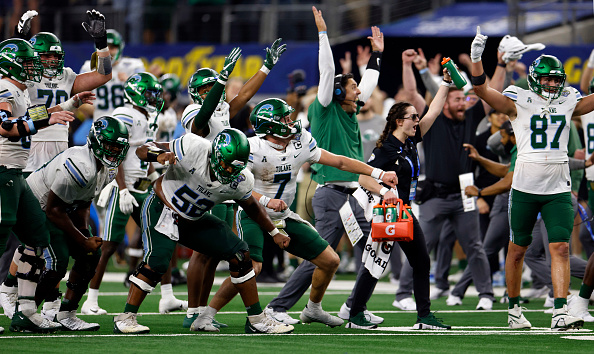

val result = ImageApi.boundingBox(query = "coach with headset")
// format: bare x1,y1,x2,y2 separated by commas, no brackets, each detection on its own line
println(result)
265,6,385,322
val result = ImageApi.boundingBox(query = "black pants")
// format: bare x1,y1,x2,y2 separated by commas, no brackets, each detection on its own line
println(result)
349,213,431,318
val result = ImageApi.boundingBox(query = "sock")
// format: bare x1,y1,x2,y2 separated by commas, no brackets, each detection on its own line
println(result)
307,299,321,310
202,306,217,321
579,283,594,299
124,303,140,314
554,297,567,309
198,306,206,314
187,307,199,317
161,283,174,299
246,301,262,316
290,258,299,268
60,298,78,312
87,288,99,303
508,296,520,309
4,273,17,287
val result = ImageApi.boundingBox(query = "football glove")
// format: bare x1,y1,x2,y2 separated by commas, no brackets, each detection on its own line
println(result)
264,38,287,70
470,26,488,63
82,9,107,49
17,10,38,37
219,47,242,81
119,188,139,215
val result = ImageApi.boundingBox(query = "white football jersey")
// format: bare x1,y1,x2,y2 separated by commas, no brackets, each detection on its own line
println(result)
582,111,594,180
113,104,157,193
80,57,145,120
161,134,253,221
503,85,580,194
247,130,321,220
181,101,231,141
27,67,77,142
157,107,178,142
0,80,32,169
26,145,117,211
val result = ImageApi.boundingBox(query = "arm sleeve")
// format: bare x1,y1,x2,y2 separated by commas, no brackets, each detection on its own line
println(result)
317,33,335,107
358,68,380,103
569,157,586,170
420,71,440,97
193,81,225,131
487,130,506,158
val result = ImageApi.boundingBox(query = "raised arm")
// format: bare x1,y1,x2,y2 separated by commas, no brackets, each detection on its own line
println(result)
418,68,450,136
312,6,334,107
357,26,383,102
401,49,427,115
413,48,440,98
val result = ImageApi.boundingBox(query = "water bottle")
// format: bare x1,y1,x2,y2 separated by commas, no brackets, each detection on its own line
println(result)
385,205,397,222
441,57,467,89
372,204,384,223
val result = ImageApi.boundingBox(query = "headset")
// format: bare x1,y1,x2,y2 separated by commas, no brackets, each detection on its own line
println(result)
333,74,346,101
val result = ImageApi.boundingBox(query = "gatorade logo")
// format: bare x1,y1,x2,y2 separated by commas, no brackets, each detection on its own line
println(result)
385,224,395,236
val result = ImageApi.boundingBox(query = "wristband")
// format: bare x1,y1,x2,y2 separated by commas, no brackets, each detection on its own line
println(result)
318,31,327,35
471,72,487,86
33,118,50,130
419,68,429,75
59,94,79,112
371,168,384,179
441,80,453,87
146,146,166,162
259,195,271,208
269,228,280,237
97,46,109,53
260,65,270,75
367,51,382,71
147,171,160,182
497,63,506,68
26,119,37,135
477,189,483,198
379,187,389,196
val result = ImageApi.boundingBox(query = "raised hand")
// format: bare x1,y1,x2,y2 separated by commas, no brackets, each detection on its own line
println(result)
356,45,371,67
17,10,38,37
412,48,428,71
402,49,417,65
470,26,488,63
312,6,327,33
339,51,352,74
219,47,242,81
264,38,287,70
367,26,384,52
82,9,107,49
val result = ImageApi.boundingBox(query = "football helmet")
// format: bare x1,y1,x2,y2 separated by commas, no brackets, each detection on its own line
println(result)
106,29,125,62
0,38,43,83
188,68,224,105
250,98,300,138
527,55,566,99
159,73,181,101
87,116,130,168
210,128,250,184
29,32,64,77
124,72,164,113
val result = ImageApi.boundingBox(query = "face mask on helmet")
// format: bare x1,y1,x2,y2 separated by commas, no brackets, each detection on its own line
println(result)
0,38,44,84
30,32,64,78
88,116,130,168
209,129,250,184
124,73,164,113
159,73,181,102
250,98,300,138
188,68,225,106
527,55,566,100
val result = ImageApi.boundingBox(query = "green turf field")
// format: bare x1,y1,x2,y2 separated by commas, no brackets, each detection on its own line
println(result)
0,277,593,353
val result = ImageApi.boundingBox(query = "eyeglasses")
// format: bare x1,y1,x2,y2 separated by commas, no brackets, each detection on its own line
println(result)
402,114,420,121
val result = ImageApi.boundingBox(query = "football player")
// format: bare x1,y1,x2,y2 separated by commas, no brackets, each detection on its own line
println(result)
156,73,181,144
0,38,76,333
113,128,293,334
180,40,286,329
28,116,129,331
191,98,397,331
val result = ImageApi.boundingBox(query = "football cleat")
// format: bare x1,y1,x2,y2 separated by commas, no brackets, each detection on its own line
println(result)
430,288,450,301
345,312,378,329
264,306,299,325
10,310,61,333
299,304,343,327
476,297,493,310
551,305,584,331
113,312,150,334
159,297,188,314
392,297,417,311
182,313,198,328
0,284,18,319
413,312,451,330
0,325,3,334
190,313,219,333
56,310,100,331
81,300,108,315
508,304,531,329
41,299,61,322
568,296,594,322
337,303,384,324
245,312,294,334
446,295,463,306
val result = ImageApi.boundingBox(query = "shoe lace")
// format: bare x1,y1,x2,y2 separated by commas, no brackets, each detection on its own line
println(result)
426,312,445,324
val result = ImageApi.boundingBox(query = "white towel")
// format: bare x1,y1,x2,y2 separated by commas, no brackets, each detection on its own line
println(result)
361,232,394,279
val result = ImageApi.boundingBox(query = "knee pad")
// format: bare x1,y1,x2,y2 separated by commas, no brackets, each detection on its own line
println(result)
35,269,65,305
228,249,255,284
14,245,45,283
129,262,163,293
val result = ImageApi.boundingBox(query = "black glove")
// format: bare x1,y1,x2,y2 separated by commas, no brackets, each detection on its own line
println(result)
82,9,107,49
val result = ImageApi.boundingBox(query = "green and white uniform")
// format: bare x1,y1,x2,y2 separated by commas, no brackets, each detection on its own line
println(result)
238,129,328,262
503,85,579,245
26,145,117,273
24,67,77,173
102,104,157,242
80,58,145,121
141,134,251,273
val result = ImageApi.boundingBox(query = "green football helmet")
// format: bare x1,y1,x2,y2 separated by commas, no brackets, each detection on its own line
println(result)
87,116,130,168
0,38,43,83
188,68,225,105
30,32,64,77
124,72,164,113
527,55,566,100
107,29,125,62
210,128,250,184
159,73,181,101
250,98,300,138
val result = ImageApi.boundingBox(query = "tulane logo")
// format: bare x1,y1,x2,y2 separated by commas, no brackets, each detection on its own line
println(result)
221,132,231,146
29,37,36,45
257,103,274,119
0,43,18,53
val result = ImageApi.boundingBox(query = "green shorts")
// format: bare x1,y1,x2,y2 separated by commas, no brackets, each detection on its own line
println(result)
43,220,101,275
0,168,49,256
102,188,149,243
509,189,573,246
236,210,328,263
210,203,234,227
141,191,247,274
